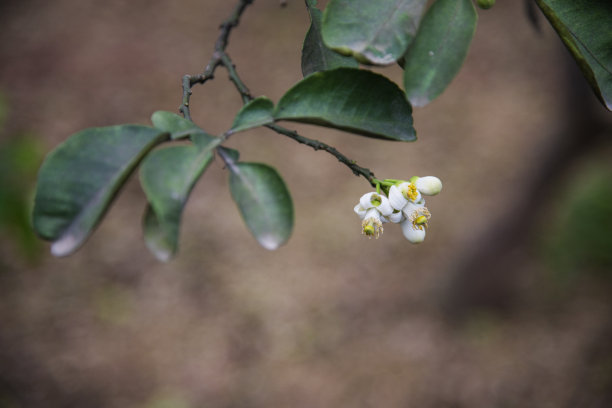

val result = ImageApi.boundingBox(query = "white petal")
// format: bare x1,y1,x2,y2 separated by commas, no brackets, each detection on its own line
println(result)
354,203,367,219
359,192,378,209
362,208,384,238
416,176,442,196
364,208,381,222
359,191,393,215
387,210,404,223
401,219,426,243
388,185,408,210
398,182,422,203
376,196,394,216
401,201,425,218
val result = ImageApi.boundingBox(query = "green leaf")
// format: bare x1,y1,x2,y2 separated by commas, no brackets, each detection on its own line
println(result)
301,0,359,76
536,0,612,111
140,144,214,261
230,97,275,134
226,160,293,250
217,146,240,162
402,0,477,107
32,125,169,256
151,111,200,139
274,67,416,141
151,111,220,150
321,0,427,65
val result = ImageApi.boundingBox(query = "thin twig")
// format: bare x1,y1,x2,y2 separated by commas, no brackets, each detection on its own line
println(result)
179,0,376,185
266,124,377,186
179,0,253,118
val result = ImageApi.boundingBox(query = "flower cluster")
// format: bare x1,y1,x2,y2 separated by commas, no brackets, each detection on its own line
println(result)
353,176,442,244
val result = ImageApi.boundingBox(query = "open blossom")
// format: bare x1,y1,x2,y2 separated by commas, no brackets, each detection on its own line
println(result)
361,208,385,239
354,192,393,238
353,176,441,244
400,202,431,244
388,181,422,210
358,192,393,216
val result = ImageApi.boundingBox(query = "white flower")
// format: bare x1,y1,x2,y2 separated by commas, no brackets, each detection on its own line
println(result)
388,181,424,211
388,184,408,210
415,176,442,196
353,176,439,242
386,209,404,224
401,204,431,244
359,192,393,216
361,208,385,239
354,192,395,238
354,203,367,219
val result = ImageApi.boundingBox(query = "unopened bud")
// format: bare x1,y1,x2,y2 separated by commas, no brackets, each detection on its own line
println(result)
415,176,442,196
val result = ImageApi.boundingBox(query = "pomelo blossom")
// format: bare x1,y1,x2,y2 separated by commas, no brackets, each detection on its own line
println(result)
353,176,441,243
388,181,422,210
353,192,394,239
400,202,431,244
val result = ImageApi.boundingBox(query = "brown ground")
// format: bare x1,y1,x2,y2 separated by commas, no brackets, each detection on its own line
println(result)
1,1,612,407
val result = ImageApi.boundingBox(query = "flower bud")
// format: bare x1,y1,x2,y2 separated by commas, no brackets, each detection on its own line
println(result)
415,176,442,196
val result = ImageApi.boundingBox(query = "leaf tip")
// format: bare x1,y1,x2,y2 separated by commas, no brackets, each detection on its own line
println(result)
147,244,174,262
50,233,80,257
408,94,430,108
257,234,284,251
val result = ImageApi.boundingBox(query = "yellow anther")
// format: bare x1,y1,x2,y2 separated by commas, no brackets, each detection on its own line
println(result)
402,183,419,201
409,207,431,231
414,215,429,229
362,217,383,239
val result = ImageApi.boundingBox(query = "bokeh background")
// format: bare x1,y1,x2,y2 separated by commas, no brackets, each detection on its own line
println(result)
1,0,612,407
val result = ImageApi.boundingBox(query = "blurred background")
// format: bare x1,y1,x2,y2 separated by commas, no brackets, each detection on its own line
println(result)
1,0,612,407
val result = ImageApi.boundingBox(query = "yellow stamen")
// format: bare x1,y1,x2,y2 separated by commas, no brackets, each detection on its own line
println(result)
410,207,431,231
362,217,383,239
402,183,419,201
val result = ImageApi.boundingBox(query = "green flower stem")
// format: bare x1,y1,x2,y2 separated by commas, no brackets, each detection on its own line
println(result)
179,0,377,187
372,178,404,196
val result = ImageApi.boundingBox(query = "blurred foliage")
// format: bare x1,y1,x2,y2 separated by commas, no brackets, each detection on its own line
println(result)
545,164,612,280
145,391,190,408
0,92,44,261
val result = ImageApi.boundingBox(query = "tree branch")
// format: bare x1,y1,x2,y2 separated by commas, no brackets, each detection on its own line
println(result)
179,0,376,186
265,124,377,186
179,0,253,119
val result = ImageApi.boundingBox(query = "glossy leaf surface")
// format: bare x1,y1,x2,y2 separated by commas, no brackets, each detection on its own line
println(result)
140,144,214,261
403,0,477,107
152,110,219,149
321,0,426,65
230,97,275,133
151,111,201,139
227,161,293,250
217,146,240,162
301,0,358,76
274,68,415,141
32,125,168,256
536,0,612,110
